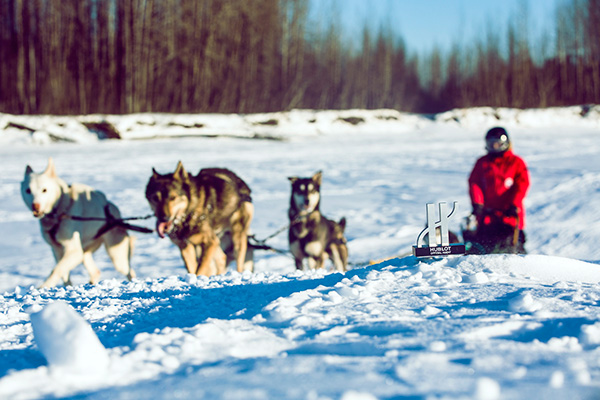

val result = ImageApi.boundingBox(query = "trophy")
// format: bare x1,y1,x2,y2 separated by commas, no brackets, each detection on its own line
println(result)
413,202,466,257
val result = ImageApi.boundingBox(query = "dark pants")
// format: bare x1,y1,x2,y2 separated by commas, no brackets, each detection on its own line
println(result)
464,222,526,255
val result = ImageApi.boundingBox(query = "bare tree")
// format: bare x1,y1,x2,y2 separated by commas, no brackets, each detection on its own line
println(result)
1,0,598,115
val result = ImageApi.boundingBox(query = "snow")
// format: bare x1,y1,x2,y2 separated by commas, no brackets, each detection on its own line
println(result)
29,301,109,373
0,106,599,399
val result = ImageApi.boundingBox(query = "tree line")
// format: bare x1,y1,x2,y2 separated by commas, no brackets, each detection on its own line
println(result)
0,0,599,115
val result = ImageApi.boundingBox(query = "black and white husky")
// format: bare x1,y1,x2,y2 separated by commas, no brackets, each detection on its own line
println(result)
288,171,348,272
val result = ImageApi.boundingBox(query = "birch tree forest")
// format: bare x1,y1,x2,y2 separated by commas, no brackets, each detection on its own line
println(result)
1,0,599,115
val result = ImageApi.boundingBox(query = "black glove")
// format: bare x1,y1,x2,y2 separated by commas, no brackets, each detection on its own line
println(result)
506,205,519,217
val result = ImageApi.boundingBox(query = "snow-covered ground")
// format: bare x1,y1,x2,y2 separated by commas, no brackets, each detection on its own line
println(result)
0,107,599,399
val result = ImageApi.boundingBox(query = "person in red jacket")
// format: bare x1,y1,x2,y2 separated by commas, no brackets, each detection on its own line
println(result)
467,127,530,254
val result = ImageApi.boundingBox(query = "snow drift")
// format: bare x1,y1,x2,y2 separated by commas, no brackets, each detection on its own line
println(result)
1,105,599,145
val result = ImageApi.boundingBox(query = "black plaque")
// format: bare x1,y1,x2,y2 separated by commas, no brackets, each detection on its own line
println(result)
413,244,466,257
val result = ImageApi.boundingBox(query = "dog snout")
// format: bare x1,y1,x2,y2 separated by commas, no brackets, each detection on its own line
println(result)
31,202,45,218
295,194,308,204
155,213,169,223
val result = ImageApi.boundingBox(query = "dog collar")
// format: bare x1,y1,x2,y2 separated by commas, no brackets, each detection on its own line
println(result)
40,185,73,242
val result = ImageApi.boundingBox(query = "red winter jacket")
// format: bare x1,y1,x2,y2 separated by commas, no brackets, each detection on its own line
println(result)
468,149,530,229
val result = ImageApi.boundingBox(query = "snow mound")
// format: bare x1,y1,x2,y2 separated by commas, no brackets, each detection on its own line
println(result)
436,105,600,130
0,109,429,144
451,254,600,284
29,301,109,373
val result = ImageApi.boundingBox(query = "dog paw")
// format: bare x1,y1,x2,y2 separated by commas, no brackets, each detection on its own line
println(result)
127,269,136,281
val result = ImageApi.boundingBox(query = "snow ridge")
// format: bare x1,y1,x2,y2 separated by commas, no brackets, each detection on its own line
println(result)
2,105,599,145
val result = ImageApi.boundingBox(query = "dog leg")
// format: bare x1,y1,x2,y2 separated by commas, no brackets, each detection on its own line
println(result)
82,239,102,284
82,252,101,284
49,243,71,284
305,241,326,269
232,202,253,273
128,236,136,278
180,243,199,275
197,240,220,277
242,245,254,272
104,230,136,281
40,235,85,288
329,245,345,273
234,233,248,273
213,245,227,275
289,240,304,270
339,244,348,272
317,255,327,269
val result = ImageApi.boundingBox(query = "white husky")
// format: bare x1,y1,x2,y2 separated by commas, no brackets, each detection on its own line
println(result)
21,158,136,288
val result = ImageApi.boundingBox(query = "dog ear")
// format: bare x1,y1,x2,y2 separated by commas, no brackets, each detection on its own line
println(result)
24,165,33,176
42,157,57,178
174,161,189,181
312,171,322,186
339,217,346,231
151,167,160,178
288,176,298,184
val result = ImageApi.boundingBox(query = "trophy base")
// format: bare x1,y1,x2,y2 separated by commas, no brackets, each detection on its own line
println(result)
413,243,466,258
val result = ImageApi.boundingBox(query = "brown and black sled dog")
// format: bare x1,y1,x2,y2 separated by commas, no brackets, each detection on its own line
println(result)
145,162,253,276
288,171,348,272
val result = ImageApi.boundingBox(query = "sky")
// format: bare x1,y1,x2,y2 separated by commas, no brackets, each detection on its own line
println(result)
310,0,563,53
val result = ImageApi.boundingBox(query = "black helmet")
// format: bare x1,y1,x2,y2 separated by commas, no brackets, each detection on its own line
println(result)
485,127,510,153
